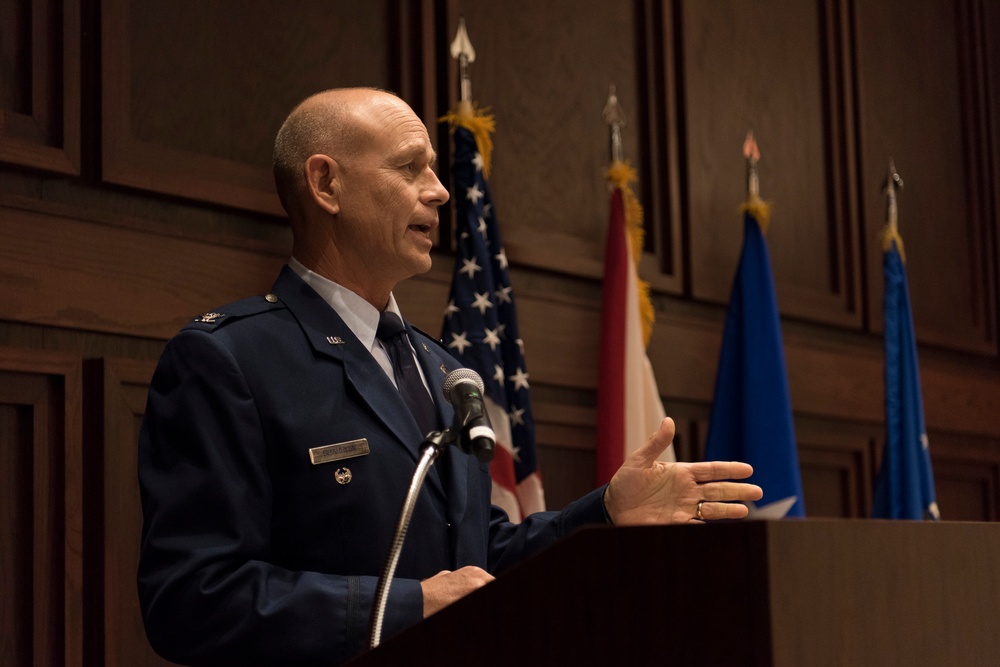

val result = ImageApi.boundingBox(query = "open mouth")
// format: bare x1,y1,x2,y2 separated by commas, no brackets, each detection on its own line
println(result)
409,224,432,235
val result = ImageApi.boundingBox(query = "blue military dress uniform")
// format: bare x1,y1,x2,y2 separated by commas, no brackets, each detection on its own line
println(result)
138,266,607,666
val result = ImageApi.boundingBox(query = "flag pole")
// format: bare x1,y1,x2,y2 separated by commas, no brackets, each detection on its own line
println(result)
740,131,771,233
881,159,906,261
743,130,760,199
450,18,476,117
602,84,625,164
441,19,494,178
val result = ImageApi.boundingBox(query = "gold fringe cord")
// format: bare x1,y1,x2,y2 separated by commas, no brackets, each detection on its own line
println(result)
738,195,772,234
881,225,907,263
440,104,496,179
606,160,655,347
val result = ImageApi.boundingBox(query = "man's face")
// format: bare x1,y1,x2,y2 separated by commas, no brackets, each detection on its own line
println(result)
333,96,450,288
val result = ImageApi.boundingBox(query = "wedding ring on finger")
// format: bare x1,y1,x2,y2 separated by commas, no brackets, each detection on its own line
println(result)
696,500,704,520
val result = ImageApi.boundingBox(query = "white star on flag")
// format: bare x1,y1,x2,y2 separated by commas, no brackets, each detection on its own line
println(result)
477,217,488,239
508,368,530,390
495,249,508,270
509,406,526,427
472,152,484,172
483,327,502,351
447,331,473,354
495,285,513,304
444,300,460,317
493,364,505,384
466,183,484,204
459,257,481,279
471,292,493,315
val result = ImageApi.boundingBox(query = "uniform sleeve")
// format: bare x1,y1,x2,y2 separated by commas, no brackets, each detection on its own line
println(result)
137,329,422,666
485,486,610,574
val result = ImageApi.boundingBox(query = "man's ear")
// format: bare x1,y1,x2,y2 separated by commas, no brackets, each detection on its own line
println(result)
304,154,340,215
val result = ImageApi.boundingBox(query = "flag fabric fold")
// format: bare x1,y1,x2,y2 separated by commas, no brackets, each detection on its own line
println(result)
872,231,939,520
595,161,672,487
703,199,805,518
440,109,545,521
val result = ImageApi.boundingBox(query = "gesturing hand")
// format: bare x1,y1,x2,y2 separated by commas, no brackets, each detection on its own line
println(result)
603,417,764,525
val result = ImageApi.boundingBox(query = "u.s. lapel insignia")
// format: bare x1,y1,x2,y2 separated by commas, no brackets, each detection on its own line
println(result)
334,467,352,485
422,343,431,353
440,363,448,374
326,336,345,345
194,312,225,323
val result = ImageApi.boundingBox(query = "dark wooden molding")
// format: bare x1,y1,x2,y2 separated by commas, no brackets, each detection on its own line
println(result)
99,0,424,216
679,0,862,329
636,0,685,294
82,358,165,666
0,203,287,339
854,0,997,355
0,0,81,174
0,347,83,666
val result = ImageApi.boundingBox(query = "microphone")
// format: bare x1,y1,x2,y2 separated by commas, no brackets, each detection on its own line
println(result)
442,369,495,462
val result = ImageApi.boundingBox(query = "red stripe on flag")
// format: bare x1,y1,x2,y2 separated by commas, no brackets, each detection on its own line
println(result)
490,442,519,496
596,188,629,485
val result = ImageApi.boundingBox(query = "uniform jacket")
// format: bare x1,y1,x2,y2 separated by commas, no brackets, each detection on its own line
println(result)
138,266,607,666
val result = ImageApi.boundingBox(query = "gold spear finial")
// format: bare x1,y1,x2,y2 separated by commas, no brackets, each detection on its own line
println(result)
603,84,626,164
881,159,906,260
450,18,476,116
883,159,903,232
743,131,760,199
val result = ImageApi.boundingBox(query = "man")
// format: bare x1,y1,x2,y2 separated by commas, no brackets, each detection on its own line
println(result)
138,88,762,666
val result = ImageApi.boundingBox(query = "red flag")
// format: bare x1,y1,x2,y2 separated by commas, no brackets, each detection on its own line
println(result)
596,162,672,485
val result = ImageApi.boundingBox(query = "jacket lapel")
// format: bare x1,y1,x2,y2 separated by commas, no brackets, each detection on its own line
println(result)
271,267,448,500
407,322,471,533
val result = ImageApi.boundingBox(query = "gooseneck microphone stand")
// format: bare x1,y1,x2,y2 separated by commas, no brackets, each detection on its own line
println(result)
368,368,496,650
368,429,453,649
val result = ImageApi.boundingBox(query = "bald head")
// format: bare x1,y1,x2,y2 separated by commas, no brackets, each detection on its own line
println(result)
272,87,398,219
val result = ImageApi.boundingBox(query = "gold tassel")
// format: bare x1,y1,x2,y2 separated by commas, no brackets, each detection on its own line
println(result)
440,103,496,180
881,225,907,263
738,195,772,234
607,160,655,348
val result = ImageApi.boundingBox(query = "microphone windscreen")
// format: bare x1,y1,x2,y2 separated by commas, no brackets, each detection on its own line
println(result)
442,368,485,402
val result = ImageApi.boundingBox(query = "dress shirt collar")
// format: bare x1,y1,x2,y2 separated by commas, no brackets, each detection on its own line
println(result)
287,257,403,354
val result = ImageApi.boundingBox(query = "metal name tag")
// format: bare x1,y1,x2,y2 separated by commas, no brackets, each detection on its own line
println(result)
309,438,370,465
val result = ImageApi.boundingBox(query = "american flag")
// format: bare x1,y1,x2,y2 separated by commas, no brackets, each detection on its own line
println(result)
441,122,545,521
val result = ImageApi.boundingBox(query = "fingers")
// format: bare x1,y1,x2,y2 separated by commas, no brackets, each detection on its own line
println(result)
696,500,751,521
628,417,676,466
421,567,494,617
700,480,764,503
689,460,755,482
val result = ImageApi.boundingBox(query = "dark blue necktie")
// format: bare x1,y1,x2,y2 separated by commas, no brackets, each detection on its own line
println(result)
376,311,438,436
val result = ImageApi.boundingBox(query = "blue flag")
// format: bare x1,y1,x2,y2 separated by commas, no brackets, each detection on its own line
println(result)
872,236,939,520
440,121,545,521
704,207,805,518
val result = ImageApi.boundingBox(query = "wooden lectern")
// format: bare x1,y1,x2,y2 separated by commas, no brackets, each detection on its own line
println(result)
350,520,1000,665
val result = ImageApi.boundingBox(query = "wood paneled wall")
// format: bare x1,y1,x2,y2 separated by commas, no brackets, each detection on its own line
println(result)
1,0,998,664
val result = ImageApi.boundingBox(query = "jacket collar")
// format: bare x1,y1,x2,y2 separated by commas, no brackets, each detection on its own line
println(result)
271,266,470,516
